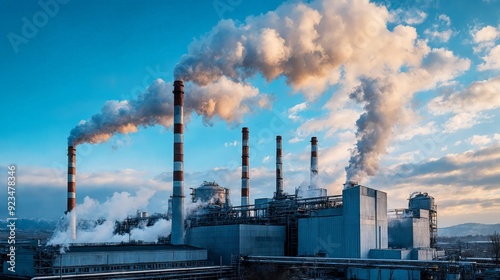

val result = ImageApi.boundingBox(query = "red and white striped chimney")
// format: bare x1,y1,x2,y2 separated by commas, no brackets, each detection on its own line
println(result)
171,80,185,245
241,127,249,207
310,137,318,189
276,135,283,198
67,146,76,240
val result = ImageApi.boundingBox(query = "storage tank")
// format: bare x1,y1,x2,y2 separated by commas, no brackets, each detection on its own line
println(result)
409,192,436,211
191,181,227,206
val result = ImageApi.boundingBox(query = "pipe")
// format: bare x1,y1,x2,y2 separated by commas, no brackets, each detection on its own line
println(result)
241,127,249,207
67,146,76,240
310,137,318,189
276,136,283,198
171,80,185,245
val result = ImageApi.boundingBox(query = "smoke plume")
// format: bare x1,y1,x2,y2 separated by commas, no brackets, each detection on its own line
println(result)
345,77,404,183
48,188,169,245
68,77,270,146
173,0,396,97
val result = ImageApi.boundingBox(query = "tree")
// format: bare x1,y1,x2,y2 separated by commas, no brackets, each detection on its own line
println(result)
491,231,500,264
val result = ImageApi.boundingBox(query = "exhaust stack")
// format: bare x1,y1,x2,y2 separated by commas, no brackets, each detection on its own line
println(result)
310,137,318,189
67,146,76,240
241,127,249,207
171,80,185,245
275,136,284,199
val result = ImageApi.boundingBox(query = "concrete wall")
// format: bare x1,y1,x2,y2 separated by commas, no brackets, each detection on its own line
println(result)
186,224,285,265
411,248,436,261
369,249,412,260
389,214,430,249
343,186,388,258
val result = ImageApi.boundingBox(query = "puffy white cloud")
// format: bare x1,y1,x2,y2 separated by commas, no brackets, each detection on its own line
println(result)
471,25,499,53
468,133,500,147
478,45,500,71
473,25,500,43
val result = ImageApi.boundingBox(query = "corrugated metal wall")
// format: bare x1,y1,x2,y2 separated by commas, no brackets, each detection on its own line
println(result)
298,215,343,257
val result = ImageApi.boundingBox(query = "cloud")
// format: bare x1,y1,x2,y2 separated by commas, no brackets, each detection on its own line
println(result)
473,25,499,43
478,45,500,71
394,121,438,141
385,144,500,187
225,140,239,147
468,133,500,147
471,25,499,54
288,102,308,122
428,76,500,114
390,8,427,25
424,14,453,42
262,155,271,163
442,112,490,133
427,76,500,132
372,144,500,225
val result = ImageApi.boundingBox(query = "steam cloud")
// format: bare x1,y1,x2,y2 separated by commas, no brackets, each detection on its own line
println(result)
48,189,217,246
68,77,270,146
48,188,169,245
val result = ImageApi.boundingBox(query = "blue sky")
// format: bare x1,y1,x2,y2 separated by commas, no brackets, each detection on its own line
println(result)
1,0,499,228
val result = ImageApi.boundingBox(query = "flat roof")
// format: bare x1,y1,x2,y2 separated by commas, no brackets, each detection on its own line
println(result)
55,243,204,253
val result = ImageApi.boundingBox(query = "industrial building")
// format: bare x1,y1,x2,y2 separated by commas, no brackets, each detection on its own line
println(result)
2,80,483,279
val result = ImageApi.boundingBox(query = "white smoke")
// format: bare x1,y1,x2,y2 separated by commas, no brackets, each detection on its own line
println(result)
68,77,271,146
345,76,404,183
48,188,222,247
173,0,469,185
173,0,405,98
68,0,471,187
48,188,171,245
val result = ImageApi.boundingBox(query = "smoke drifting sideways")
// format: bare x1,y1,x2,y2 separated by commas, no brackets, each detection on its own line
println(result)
48,188,169,246
48,189,218,247
67,77,271,147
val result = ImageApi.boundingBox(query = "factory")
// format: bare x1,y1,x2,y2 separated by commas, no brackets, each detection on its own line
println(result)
2,81,477,280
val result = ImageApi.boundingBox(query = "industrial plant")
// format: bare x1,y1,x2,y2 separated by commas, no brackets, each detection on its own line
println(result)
1,81,493,279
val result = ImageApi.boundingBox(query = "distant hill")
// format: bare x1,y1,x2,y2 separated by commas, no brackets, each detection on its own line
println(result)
438,223,500,237
0,218,57,231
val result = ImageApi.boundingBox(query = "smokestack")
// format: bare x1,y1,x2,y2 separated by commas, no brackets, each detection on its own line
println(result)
67,146,76,240
241,127,249,207
171,80,185,245
310,137,318,189
276,136,283,199
225,188,231,208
